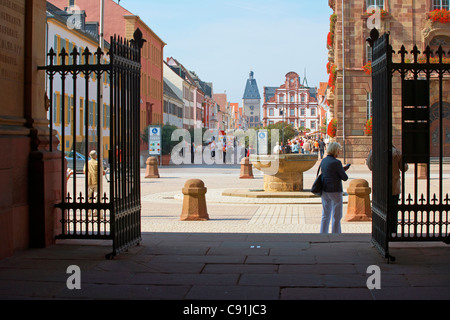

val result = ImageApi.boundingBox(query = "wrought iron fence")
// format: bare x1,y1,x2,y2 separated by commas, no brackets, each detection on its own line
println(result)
39,29,145,259
369,29,450,262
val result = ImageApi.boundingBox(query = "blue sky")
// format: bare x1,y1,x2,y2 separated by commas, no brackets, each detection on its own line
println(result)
118,0,332,104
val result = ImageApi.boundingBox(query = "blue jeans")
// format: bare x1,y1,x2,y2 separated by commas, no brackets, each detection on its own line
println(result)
320,192,343,233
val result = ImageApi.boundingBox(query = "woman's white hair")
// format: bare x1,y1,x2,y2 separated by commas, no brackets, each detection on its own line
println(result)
326,142,341,157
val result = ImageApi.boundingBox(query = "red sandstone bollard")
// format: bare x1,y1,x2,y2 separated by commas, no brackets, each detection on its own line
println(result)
345,179,372,222
417,163,427,179
180,179,209,221
240,157,254,179
145,156,160,178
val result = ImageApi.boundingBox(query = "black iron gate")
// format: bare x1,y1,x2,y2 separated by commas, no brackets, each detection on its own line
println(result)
39,29,145,259
369,29,450,262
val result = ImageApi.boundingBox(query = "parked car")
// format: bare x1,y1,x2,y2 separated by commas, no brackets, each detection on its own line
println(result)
65,151,87,172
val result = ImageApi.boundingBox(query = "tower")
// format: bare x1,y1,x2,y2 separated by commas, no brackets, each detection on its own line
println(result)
242,71,261,128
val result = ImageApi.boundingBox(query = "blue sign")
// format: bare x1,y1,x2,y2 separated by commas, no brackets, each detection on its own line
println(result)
149,126,161,155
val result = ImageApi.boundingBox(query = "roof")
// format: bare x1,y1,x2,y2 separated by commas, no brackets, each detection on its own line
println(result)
243,71,261,100
263,87,277,103
163,79,183,103
46,1,110,49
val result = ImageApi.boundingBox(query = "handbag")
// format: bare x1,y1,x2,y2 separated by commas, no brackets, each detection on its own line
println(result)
311,165,323,196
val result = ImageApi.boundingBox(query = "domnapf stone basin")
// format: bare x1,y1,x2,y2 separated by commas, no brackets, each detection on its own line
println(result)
249,154,318,192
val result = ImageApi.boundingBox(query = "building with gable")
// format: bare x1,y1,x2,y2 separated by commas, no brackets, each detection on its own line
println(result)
262,72,320,134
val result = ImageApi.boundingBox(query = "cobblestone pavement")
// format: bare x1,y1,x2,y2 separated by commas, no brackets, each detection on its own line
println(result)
140,163,373,234
0,162,448,303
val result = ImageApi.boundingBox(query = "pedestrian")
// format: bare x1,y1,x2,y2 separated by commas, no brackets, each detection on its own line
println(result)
210,138,216,159
292,140,299,153
83,150,105,219
319,138,326,159
273,142,280,154
319,142,350,233
366,145,408,233
303,140,311,154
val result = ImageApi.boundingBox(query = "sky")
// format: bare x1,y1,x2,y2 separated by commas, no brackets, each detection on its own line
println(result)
117,0,332,105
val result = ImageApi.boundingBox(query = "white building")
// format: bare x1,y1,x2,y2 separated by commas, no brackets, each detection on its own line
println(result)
263,72,319,133
163,79,183,128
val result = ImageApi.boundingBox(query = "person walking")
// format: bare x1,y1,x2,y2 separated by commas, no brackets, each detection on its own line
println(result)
319,138,326,159
292,141,299,153
303,140,311,154
319,142,350,233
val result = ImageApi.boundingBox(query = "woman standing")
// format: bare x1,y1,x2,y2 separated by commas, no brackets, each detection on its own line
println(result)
319,142,350,233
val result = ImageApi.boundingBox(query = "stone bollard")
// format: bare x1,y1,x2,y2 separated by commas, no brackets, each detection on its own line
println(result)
240,157,254,179
345,179,372,222
417,163,427,179
180,179,209,221
145,156,160,178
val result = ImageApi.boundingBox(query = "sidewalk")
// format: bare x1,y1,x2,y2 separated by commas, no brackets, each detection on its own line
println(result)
0,164,449,301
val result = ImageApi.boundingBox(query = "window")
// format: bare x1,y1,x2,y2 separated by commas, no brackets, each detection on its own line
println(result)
300,108,305,116
366,0,384,10
311,108,316,116
290,108,295,116
367,93,373,120
433,0,449,10
300,120,305,128
269,108,274,116
279,95,284,103
290,95,294,103
366,43,373,64
300,95,305,102
311,121,316,130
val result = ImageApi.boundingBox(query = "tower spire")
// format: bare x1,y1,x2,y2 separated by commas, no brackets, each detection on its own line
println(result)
302,68,309,87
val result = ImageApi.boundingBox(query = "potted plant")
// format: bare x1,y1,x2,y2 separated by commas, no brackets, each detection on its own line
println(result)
327,118,337,138
363,61,372,75
364,117,373,136
428,9,450,23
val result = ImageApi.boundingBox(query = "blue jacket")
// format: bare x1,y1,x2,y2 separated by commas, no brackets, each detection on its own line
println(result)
320,155,348,193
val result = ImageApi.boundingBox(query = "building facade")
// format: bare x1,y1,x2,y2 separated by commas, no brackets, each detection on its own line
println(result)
49,0,166,153
242,71,261,129
163,79,183,128
263,72,320,133
45,2,111,158
327,0,450,162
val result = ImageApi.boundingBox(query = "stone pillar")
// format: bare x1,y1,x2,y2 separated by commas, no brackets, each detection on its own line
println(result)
180,179,209,221
0,0,62,259
145,156,160,178
240,157,253,179
345,179,372,221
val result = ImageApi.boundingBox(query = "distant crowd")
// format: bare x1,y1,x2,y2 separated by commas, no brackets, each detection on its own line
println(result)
273,136,328,159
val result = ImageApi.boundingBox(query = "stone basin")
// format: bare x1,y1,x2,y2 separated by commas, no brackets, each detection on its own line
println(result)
249,154,318,192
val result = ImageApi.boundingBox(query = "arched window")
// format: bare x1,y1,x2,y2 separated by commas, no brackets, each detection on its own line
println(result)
429,36,450,54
